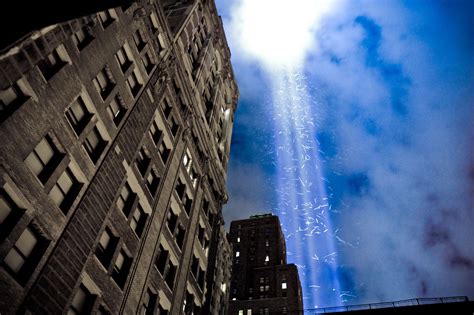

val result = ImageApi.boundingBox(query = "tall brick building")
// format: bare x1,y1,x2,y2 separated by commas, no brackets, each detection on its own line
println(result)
0,0,237,314
228,214,303,315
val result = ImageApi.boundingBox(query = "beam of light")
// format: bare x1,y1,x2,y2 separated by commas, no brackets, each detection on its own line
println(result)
229,0,344,308
271,67,342,309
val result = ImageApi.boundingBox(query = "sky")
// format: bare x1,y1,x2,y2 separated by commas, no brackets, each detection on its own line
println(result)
215,0,474,310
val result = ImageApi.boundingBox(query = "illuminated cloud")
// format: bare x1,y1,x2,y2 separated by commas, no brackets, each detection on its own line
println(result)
228,0,340,68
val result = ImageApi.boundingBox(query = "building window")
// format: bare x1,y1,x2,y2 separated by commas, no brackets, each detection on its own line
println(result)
239,311,244,315
169,117,179,137
183,151,191,170
93,67,115,100
83,126,107,163
149,13,159,33
25,135,63,184
142,52,154,74
98,9,116,28
130,204,147,238
142,289,157,315
133,30,146,51
107,94,126,126
149,120,162,145
155,244,168,275
175,178,185,200
127,69,142,97
235,251,240,257
115,44,133,73
116,182,135,217
191,256,198,279
95,227,117,268
112,249,132,289
197,226,205,245
247,310,252,315
237,237,240,243
166,210,178,233
48,166,81,214
146,170,160,196
0,189,23,241
68,284,95,315
66,95,92,136
72,26,94,51
135,147,150,177
183,195,192,215
265,255,269,263
3,225,48,285
158,304,169,315
162,98,172,119
158,142,170,164
176,225,186,249
0,78,30,119
164,261,177,289
37,45,68,81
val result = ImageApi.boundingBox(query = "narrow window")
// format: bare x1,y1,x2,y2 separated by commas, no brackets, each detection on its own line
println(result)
83,126,107,163
25,135,63,184
169,117,179,137
133,30,146,51
127,69,142,97
149,13,159,32
158,142,170,164
98,9,116,28
37,45,68,80
72,26,94,50
107,94,126,126
66,95,92,135
146,170,160,195
116,182,135,217
135,147,150,177
130,204,147,238
93,67,115,100
0,189,23,240
111,249,132,289
95,227,117,268
155,245,168,275
3,225,48,285
48,166,81,213
115,44,132,73
142,52,154,74
166,210,178,233
148,120,162,145
0,78,30,119
162,98,172,119
142,289,157,315
67,284,95,315
165,261,176,289
176,225,186,249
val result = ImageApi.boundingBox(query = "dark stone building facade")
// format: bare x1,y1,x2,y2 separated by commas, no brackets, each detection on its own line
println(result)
228,214,303,315
0,0,237,314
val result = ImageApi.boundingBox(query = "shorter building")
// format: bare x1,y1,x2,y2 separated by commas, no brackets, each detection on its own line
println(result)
228,214,303,315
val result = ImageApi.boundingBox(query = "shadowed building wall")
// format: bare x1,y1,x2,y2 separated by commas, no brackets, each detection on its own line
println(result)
228,214,304,315
0,0,238,314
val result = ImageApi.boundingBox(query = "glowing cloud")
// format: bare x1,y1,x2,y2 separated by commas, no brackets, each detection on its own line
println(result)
229,0,340,68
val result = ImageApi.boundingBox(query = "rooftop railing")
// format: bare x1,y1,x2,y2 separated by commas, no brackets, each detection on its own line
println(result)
307,296,469,314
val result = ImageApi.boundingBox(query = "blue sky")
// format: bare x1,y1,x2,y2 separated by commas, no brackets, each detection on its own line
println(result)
215,0,474,309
